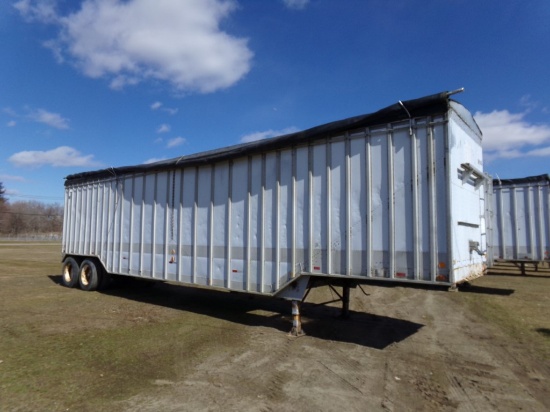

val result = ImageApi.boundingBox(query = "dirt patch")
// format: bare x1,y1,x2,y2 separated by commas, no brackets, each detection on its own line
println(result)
1,243,549,411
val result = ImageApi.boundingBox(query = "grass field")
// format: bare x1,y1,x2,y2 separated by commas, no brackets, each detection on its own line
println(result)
0,242,228,411
1,242,549,411
456,263,550,361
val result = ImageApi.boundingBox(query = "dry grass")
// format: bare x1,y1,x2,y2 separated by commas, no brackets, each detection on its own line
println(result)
1,243,549,410
454,264,550,361
0,242,246,411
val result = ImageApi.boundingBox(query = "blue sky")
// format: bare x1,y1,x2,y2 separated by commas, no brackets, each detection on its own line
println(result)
1,0,549,204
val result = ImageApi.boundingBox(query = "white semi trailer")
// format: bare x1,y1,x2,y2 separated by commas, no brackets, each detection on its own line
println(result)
490,174,550,274
62,89,489,334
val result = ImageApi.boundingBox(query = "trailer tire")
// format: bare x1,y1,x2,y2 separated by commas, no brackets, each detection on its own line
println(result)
61,257,80,288
78,259,101,291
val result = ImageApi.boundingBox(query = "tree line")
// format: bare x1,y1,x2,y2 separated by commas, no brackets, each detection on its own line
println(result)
0,182,63,237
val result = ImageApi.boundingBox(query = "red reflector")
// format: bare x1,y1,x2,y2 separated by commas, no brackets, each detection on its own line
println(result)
396,272,406,278
314,266,321,270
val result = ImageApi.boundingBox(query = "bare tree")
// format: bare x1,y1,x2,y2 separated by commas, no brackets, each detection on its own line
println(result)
0,199,63,237
0,182,7,232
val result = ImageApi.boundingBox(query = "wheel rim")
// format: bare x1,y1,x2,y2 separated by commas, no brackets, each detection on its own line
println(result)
63,264,73,283
80,265,91,287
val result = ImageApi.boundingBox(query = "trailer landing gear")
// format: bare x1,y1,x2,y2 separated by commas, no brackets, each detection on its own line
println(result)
289,300,305,337
287,282,360,335
341,286,350,319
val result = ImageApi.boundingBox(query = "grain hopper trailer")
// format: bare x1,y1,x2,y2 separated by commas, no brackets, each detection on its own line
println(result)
62,89,489,334
489,174,550,274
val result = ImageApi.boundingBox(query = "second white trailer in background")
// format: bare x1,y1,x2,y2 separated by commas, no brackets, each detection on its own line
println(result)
490,174,550,263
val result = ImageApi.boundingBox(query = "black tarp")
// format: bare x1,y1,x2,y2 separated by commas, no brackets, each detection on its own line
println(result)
65,90,459,185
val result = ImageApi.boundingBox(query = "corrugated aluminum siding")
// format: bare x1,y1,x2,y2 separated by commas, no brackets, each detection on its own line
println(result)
63,109,486,294
491,178,550,261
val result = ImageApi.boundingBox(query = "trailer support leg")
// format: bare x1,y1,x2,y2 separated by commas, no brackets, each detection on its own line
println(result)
341,286,350,319
289,300,305,337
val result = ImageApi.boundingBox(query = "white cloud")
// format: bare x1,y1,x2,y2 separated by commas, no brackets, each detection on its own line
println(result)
0,174,26,182
151,101,162,110
157,124,171,133
524,146,550,157
3,107,68,129
240,127,300,143
475,110,550,160
43,38,64,63
166,137,187,148
8,146,101,168
519,94,538,111
164,107,179,115
143,157,167,164
151,101,178,115
4,188,20,197
283,0,309,10
29,108,70,129
3,107,18,117
13,0,58,23
17,0,253,93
